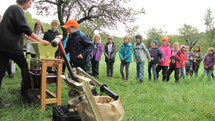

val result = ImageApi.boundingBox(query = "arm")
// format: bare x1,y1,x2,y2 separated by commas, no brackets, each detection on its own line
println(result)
110,45,117,58
207,55,215,68
133,48,136,62
174,53,183,61
119,45,123,59
164,47,171,62
123,46,133,60
25,33,50,45
158,49,165,60
26,40,31,54
142,44,151,60
104,44,108,57
99,44,104,56
79,35,94,57
183,53,188,64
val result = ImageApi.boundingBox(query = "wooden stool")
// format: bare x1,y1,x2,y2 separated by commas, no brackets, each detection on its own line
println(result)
30,59,63,111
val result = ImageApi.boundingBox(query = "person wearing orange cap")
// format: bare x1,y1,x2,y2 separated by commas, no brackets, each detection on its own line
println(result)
62,19,94,73
62,19,97,95
156,36,171,81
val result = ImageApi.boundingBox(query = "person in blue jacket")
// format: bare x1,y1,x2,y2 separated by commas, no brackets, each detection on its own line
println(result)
119,36,133,81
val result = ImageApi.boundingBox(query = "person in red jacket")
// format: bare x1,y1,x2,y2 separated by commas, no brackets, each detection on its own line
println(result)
175,45,188,82
166,42,180,82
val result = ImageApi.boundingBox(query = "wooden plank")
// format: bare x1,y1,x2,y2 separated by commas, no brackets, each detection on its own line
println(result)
82,81,103,121
56,61,62,106
46,89,56,98
41,61,47,111
45,99,57,104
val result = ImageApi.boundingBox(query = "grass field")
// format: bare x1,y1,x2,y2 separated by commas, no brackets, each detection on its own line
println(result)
0,53,215,121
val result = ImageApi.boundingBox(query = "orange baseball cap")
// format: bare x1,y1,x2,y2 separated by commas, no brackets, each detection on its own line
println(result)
62,19,79,28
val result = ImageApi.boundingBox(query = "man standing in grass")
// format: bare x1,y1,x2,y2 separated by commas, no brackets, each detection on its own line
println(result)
133,34,151,83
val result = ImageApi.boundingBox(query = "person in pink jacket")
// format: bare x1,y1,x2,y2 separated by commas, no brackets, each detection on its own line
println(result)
156,36,171,81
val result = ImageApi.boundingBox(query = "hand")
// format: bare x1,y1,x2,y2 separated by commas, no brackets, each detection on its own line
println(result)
206,66,208,69
134,60,136,62
193,59,197,63
122,58,125,61
26,54,30,58
161,58,164,61
56,56,61,59
77,54,83,59
151,57,154,60
42,40,50,45
108,56,111,59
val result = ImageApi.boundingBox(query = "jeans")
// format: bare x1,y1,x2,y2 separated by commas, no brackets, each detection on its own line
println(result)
137,61,145,82
179,67,186,79
202,69,213,81
148,63,157,81
120,61,130,80
156,65,168,81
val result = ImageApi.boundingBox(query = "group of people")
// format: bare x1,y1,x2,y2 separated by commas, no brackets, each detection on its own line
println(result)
0,0,214,109
89,34,215,83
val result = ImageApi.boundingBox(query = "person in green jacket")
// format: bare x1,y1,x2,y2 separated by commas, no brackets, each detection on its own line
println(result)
119,36,133,81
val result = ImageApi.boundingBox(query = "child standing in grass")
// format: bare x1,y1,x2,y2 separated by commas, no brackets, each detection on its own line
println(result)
191,45,202,76
90,34,103,78
178,45,188,79
156,36,171,81
185,46,193,76
166,42,180,82
104,36,117,78
133,34,151,83
148,40,164,82
202,47,215,81
119,36,133,81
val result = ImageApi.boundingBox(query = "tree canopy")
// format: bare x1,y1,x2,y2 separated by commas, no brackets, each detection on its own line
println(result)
34,0,144,39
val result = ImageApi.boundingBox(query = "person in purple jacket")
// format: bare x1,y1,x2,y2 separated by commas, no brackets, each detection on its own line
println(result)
90,34,104,78
202,47,215,81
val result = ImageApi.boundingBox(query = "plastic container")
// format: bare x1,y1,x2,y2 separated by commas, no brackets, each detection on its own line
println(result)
52,105,81,121
32,42,58,60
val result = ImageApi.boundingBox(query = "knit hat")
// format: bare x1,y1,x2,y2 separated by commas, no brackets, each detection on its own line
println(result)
108,36,113,40
181,45,186,49
162,36,169,43
152,40,157,45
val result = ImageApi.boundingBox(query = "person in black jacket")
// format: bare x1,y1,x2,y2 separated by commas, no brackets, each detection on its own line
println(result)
104,36,117,78
62,19,97,95
0,0,50,108
43,19,60,43
148,40,165,81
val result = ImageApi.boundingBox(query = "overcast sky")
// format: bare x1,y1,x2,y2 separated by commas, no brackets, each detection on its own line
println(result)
1,0,215,38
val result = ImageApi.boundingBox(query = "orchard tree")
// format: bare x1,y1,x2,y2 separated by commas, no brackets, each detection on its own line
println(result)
34,0,144,40
204,8,215,47
145,27,166,47
178,24,199,50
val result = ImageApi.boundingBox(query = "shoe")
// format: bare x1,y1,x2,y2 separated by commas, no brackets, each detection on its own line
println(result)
21,89,39,100
0,97,12,108
139,80,143,83
121,78,124,81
